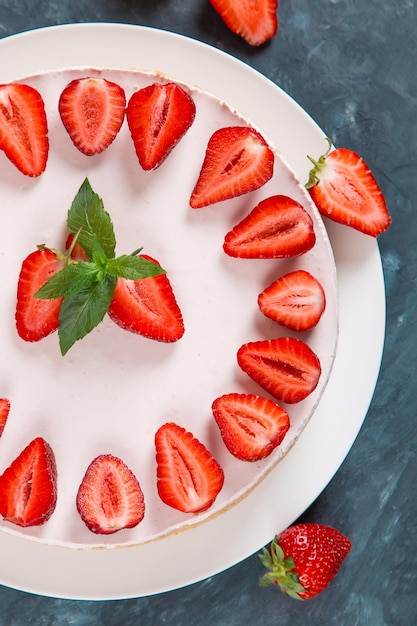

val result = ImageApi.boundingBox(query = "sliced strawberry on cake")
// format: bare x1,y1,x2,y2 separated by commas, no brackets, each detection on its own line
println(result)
0,437,57,527
190,126,274,208
76,454,145,535
223,195,316,258
126,82,196,170
306,139,392,237
0,398,10,437
155,422,224,513
209,0,278,47
108,254,184,342
212,393,290,461
58,77,126,155
15,248,64,342
237,337,321,404
258,270,326,331
0,83,48,176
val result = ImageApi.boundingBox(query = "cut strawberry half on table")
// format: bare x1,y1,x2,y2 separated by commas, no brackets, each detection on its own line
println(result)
0,83,48,176
126,82,196,170
259,523,352,599
15,248,64,342
306,140,392,237
209,0,278,47
190,126,274,208
155,422,224,513
76,454,145,535
58,77,126,155
223,195,316,258
237,337,321,404
212,393,290,461
0,398,10,437
108,254,185,342
0,437,57,527
258,270,326,331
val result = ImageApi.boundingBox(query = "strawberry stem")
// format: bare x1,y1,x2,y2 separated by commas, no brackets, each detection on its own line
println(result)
305,137,333,190
65,226,83,262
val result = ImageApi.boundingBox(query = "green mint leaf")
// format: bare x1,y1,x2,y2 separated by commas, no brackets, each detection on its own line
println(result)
67,178,116,259
58,275,117,355
35,263,101,299
90,235,108,267
106,255,166,280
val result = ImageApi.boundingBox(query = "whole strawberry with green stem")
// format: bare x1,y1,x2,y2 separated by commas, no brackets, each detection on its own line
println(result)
259,523,352,599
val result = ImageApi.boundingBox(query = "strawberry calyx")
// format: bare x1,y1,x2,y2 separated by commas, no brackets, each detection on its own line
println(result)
305,137,333,189
259,536,306,599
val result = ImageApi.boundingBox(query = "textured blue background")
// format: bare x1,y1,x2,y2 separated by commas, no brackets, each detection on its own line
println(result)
0,1,416,624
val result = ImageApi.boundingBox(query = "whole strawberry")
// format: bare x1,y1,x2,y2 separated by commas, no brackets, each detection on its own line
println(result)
259,523,351,599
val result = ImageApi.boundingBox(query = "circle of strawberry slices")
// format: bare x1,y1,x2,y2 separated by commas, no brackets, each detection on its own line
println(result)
0,74,390,550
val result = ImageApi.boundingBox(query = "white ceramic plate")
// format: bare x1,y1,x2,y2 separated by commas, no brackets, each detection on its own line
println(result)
0,24,385,600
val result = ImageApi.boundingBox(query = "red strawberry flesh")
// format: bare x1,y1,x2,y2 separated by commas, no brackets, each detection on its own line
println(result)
15,248,64,342
0,398,10,437
258,270,326,331
126,82,196,170
307,144,392,237
209,0,278,47
0,83,48,176
76,454,145,534
155,422,224,513
0,437,57,527
212,393,290,461
190,126,274,208
237,337,321,404
223,195,316,258
59,77,126,155
108,254,184,342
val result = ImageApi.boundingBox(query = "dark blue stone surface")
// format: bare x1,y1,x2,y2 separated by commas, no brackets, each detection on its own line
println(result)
0,1,416,624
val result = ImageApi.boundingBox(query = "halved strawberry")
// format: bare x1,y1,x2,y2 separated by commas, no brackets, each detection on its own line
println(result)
223,195,316,258
209,0,278,46
126,82,196,170
0,83,48,176
258,270,326,331
212,393,290,461
306,140,392,237
58,77,126,155
0,398,10,437
237,337,321,404
76,454,145,535
16,248,64,342
190,126,274,208
0,437,57,527
108,254,184,342
155,422,224,513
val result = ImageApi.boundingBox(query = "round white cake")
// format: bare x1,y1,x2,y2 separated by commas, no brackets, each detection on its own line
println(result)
0,67,338,547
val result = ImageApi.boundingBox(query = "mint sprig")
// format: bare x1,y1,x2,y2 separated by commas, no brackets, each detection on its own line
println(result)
67,177,116,259
35,178,164,355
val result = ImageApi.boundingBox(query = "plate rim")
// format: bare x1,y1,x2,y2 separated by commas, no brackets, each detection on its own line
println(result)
0,22,385,600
